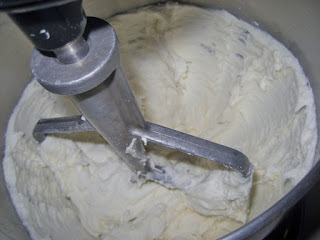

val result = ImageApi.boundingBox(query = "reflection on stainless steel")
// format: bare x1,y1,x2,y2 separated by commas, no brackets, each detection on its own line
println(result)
53,36,89,64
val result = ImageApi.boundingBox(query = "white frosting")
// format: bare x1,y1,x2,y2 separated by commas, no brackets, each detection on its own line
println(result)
3,4,317,240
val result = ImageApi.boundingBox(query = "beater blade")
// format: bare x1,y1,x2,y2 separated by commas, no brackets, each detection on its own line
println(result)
7,0,253,189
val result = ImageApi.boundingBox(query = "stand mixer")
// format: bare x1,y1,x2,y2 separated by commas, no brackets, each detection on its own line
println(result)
1,0,253,189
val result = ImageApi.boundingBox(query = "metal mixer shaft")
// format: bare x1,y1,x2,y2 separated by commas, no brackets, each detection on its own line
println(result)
5,0,253,189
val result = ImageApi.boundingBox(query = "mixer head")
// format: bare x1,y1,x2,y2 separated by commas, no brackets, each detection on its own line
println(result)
1,0,253,189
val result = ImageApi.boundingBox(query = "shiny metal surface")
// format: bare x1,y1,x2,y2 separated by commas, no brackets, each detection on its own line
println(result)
33,115,95,142
71,67,149,176
53,36,89,64
1,0,320,239
31,17,119,95
31,14,252,184
33,17,149,175
131,122,252,178
33,115,252,177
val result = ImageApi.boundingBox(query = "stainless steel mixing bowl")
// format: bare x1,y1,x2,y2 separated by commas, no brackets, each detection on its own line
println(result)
1,0,319,239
